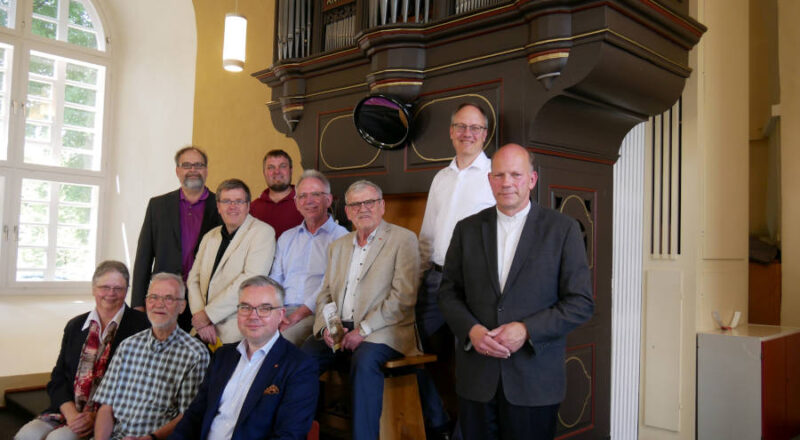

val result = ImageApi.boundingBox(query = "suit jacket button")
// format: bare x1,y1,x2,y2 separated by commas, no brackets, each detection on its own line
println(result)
497,306,503,312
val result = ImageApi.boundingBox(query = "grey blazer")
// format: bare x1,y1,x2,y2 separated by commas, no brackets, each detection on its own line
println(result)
313,220,422,357
438,203,594,406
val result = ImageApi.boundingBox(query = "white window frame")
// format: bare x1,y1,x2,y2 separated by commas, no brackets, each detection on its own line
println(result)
0,0,112,295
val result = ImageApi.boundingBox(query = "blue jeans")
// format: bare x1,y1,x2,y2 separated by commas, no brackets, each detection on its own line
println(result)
302,338,402,440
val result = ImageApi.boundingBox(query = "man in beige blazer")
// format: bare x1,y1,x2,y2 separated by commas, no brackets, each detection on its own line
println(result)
303,179,420,440
188,179,276,345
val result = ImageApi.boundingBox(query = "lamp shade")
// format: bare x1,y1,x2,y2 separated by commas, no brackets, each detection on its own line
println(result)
223,13,247,72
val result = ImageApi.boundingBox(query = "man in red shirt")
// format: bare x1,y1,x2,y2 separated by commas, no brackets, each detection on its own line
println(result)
249,149,303,238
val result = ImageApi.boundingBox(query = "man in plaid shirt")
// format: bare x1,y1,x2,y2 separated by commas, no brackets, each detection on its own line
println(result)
93,273,210,440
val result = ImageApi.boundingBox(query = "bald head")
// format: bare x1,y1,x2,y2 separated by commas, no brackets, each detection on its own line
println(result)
489,143,537,216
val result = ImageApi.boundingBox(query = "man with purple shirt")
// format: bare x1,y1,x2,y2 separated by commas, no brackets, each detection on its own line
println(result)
132,146,222,332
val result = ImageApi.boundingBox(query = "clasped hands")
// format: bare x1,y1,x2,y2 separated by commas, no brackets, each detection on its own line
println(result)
468,322,528,359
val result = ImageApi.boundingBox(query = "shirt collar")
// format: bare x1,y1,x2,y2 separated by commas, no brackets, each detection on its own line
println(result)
261,186,296,204
300,215,337,236
148,326,180,352
236,331,280,361
447,151,490,172
179,187,210,203
496,201,531,222
220,223,240,240
82,304,126,331
352,225,379,248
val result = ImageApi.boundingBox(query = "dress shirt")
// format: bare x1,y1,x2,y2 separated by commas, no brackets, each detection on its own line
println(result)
207,332,280,440
341,228,378,329
249,187,303,239
269,216,348,312
82,304,125,341
419,152,495,267
92,327,209,440
179,188,210,279
496,202,531,292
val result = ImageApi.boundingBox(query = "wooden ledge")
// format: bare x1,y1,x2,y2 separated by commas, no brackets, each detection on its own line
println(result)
383,354,437,369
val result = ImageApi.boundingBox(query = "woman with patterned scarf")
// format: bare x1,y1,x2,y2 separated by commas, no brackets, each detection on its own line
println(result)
14,261,150,440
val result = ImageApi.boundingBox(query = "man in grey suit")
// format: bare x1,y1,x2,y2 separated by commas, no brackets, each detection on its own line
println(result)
438,143,594,439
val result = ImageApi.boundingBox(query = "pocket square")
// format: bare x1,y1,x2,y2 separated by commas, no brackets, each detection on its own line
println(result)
264,384,279,395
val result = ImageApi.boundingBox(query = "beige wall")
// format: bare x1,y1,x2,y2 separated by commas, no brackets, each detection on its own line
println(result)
639,0,750,438
191,0,298,196
778,0,800,326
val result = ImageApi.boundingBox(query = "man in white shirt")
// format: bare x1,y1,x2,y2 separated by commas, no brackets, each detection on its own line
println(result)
170,275,318,440
417,103,496,437
438,144,594,439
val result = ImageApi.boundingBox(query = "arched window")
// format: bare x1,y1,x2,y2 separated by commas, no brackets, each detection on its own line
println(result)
0,0,109,290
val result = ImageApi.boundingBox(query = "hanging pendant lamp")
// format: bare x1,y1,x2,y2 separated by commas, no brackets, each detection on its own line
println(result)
223,0,247,72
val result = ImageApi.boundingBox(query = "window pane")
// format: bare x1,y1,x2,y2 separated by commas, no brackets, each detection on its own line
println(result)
59,150,92,169
29,55,55,77
62,129,92,149
21,179,49,201
32,17,57,39
17,179,98,282
55,248,91,280
25,52,105,170
58,205,89,224
66,63,97,85
27,100,54,121
33,0,58,18
58,182,91,203
18,247,47,269
0,44,11,160
20,201,49,223
67,27,97,49
26,123,51,142
68,0,92,28
29,80,53,98
19,224,48,246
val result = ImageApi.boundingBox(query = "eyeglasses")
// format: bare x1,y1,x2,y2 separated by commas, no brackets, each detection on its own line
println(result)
145,294,184,305
451,123,487,135
218,199,248,206
95,285,126,294
179,162,207,170
237,303,283,317
345,198,382,210
297,191,328,201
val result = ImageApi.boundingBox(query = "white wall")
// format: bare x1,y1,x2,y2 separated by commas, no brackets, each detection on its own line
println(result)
0,0,196,381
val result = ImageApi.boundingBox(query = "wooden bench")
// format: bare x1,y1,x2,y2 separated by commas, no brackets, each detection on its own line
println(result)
380,354,437,440
318,354,438,439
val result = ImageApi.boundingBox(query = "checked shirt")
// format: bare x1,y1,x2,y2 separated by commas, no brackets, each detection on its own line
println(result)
93,327,210,439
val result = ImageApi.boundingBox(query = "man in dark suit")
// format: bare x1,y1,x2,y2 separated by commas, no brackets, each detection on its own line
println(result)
132,146,222,331
170,275,318,440
438,143,594,440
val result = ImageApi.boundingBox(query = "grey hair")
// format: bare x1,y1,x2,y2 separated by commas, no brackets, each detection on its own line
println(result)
345,180,383,204
92,260,130,287
238,275,285,306
149,272,186,299
296,169,331,193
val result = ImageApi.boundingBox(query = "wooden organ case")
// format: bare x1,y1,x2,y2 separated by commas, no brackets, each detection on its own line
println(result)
254,1,705,437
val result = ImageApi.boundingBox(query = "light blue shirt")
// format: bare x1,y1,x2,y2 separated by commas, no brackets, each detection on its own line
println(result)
269,215,348,312
207,331,280,440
